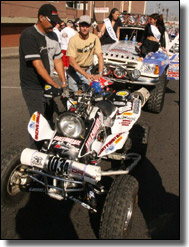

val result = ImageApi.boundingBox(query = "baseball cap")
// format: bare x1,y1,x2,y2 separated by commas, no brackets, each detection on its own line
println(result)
38,4,61,24
79,15,91,25
67,20,73,24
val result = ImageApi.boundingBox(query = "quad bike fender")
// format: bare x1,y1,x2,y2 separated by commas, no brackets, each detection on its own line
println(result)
28,112,54,141
98,132,129,158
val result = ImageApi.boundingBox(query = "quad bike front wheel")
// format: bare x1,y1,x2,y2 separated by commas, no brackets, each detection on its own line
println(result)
1,146,31,208
99,175,138,239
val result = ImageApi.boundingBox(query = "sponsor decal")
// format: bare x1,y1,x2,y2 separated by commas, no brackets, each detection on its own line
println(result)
118,104,132,114
71,168,84,176
114,101,126,106
32,114,36,121
116,91,129,97
115,136,123,144
32,156,43,167
123,112,133,116
86,117,101,152
35,112,40,140
107,144,115,152
45,85,52,90
29,121,35,130
121,119,132,126
98,133,123,156
53,136,81,146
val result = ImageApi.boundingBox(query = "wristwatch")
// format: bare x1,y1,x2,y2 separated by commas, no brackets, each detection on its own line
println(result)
99,72,103,75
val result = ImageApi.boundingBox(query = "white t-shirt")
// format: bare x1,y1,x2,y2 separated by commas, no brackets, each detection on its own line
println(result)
60,27,77,50
150,25,161,42
53,27,62,45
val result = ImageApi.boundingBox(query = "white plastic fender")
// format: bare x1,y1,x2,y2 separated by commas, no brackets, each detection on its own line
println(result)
28,112,54,141
98,132,129,158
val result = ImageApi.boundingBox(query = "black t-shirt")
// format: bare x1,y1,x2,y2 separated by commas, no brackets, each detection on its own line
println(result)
19,25,62,90
100,18,122,45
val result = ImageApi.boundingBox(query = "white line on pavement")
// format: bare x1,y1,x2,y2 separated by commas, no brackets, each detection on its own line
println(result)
1,86,21,89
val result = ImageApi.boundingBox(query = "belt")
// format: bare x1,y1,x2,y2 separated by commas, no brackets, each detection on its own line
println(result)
80,66,91,71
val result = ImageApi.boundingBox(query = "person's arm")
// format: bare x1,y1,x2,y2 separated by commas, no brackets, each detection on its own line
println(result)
93,36,104,80
116,26,121,40
32,60,60,88
93,52,104,80
54,58,67,87
97,23,106,38
69,56,94,81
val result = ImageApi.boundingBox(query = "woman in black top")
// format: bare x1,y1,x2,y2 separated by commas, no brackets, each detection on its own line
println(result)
98,8,122,45
135,13,166,57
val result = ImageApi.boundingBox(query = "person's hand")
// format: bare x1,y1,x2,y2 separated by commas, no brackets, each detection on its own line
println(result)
97,32,102,38
85,73,95,82
137,42,142,46
162,47,167,52
61,82,68,88
53,83,61,89
93,74,102,81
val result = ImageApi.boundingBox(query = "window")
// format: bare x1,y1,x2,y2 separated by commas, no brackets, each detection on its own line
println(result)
66,1,88,10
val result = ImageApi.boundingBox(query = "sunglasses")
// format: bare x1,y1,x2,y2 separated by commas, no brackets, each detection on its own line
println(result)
79,23,90,28
45,16,56,27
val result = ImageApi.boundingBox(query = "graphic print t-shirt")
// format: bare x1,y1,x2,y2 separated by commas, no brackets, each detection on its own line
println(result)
66,33,102,67
19,25,62,90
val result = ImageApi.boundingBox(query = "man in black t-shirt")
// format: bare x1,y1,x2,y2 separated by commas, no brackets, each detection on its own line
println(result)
19,4,67,149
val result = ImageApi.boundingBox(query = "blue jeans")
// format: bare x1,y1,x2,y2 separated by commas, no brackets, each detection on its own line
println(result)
67,65,92,92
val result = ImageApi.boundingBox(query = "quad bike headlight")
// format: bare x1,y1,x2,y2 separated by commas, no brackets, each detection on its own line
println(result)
113,67,127,79
57,112,85,138
131,69,141,80
103,65,111,76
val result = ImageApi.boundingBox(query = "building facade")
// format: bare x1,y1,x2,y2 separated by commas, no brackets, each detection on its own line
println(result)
1,1,146,47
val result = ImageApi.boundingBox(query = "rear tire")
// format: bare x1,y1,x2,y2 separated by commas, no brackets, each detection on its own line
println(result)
1,146,31,208
99,175,138,239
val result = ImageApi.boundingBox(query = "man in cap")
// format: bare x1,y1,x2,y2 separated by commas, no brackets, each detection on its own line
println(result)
66,15,104,92
19,4,67,149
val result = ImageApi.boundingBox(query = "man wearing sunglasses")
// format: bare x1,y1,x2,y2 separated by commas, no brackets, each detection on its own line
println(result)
19,4,67,149
66,15,104,92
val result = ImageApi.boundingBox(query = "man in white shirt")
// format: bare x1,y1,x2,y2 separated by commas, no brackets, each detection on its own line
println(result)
53,22,61,45
60,20,77,69
53,22,62,75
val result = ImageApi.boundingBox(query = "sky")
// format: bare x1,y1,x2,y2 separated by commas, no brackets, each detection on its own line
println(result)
145,1,180,21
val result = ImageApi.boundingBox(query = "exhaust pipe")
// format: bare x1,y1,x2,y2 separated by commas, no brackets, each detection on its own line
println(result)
20,148,101,185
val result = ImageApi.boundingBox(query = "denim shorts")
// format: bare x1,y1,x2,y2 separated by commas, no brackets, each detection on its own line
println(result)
67,65,92,92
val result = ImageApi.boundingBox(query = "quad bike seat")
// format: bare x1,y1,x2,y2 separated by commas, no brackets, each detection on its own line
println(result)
96,100,116,118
